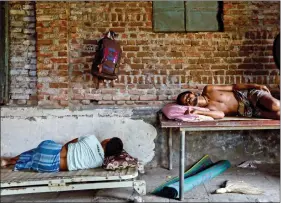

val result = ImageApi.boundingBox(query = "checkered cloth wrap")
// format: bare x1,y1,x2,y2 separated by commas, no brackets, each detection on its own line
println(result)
14,140,62,173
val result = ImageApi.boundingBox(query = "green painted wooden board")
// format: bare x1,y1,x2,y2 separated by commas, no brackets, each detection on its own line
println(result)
186,1,219,32
153,1,222,32
153,1,185,32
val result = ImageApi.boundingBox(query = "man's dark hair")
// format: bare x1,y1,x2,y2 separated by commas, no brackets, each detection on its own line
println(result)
176,91,192,105
105,137,123,157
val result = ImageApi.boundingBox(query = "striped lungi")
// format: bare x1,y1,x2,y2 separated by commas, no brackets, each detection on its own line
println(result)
14,140,62,173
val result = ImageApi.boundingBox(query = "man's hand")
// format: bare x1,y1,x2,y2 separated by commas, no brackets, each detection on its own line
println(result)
184,109,198,115
185,108,225,119
255,85,270,93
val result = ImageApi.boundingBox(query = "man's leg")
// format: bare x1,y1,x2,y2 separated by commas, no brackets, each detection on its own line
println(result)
258,94,280,112
1,148,35,168
256,109,280,120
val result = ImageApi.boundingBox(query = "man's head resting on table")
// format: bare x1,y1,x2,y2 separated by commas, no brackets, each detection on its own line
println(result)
101,137,123,157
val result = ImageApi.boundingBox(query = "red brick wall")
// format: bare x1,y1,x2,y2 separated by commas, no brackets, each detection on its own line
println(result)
36,2,69,107
35,1,280,107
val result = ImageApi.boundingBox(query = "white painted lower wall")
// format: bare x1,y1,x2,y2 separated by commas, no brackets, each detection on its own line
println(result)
1,107,157,164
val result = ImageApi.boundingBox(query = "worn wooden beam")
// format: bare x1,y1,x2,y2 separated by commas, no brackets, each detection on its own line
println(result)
160,114,280,130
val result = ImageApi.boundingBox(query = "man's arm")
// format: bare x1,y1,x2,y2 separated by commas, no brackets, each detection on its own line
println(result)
233,84,270,92
185,109,225,119
203,84,270,93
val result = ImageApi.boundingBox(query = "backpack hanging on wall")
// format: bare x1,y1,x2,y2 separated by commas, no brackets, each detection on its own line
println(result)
91,31,122,88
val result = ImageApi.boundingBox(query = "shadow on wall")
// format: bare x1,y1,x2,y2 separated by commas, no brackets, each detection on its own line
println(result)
241,31,280,99
241,3,279,98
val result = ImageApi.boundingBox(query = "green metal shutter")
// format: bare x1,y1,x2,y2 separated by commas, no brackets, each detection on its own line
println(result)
185,1,222,32
153,1,185,32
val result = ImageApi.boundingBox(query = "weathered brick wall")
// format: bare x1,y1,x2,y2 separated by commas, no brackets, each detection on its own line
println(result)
34,1,280,107
8,1,37,106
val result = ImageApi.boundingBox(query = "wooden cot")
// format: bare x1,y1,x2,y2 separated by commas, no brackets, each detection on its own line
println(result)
1,166,146,201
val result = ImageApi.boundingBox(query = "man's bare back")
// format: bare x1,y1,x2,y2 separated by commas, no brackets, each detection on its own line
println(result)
177,84,280,120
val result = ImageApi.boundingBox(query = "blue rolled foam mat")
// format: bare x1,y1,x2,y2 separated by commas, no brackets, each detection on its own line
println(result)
152,155,213,195
156,160,231,199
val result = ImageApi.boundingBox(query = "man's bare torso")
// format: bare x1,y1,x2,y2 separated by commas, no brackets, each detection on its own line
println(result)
202,90,239,116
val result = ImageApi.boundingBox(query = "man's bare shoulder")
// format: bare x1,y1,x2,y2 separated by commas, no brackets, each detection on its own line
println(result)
203,85,215,93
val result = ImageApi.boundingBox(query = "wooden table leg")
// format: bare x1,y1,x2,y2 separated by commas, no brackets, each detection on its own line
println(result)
179,130,185,201
169,128,173,170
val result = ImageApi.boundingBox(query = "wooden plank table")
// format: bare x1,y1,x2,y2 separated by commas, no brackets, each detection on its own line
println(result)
159,114,280,201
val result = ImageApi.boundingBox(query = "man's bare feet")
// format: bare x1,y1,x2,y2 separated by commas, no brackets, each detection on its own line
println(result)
1,158,9,168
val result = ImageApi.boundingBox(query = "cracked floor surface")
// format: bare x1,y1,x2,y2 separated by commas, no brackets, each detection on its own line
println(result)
1,164,279,202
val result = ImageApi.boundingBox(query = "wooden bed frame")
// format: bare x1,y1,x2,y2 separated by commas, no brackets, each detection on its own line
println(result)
1,166,146,201
159,113,280,201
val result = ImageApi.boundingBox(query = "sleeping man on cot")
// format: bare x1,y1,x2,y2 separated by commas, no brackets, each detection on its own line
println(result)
176,84,280,120
1,135,123,172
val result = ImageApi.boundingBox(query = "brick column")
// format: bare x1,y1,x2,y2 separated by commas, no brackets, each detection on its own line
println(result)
36,2,69,107
9,1,37,105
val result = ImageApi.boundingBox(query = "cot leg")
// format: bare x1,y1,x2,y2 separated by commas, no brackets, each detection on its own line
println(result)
169,128,173,170
133,180,146,202
133,196,144,203
133,180,146,196
179,130,185,201
138,162,145,174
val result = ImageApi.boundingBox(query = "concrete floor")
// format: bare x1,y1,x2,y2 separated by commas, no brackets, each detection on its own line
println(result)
1,164,279,202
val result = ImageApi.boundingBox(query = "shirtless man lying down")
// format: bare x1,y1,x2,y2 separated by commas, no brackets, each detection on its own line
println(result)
176,84,280,120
